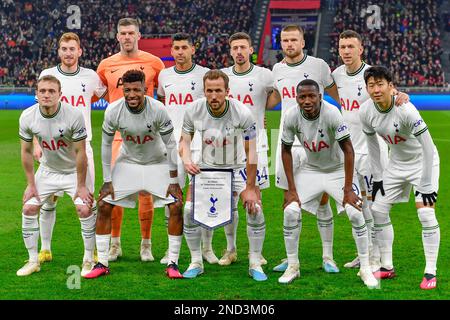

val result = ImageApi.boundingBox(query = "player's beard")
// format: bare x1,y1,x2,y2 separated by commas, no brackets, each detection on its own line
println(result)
283,46,302,59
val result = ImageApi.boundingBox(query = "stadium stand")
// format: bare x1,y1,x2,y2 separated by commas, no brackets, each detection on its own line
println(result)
328,0,446,87
0,0,255,87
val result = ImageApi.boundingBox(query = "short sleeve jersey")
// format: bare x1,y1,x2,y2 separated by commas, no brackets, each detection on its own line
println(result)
39,65,107,141
360,96,432,163
19,102,87,173
102,96,174,165
182,97,257,169
272,55,335,118
332,62,371,154
281,100,350,171
222,64,273,151
157,64,209,139
97,50,165,103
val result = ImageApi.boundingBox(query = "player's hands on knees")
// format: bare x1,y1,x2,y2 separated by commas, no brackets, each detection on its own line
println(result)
343,189,363,211
394,91,410,106
23,184,40,204
75,186,94,208
241,187,258,215
283,189,300,210
372,180,385,201
167,183,183,202
184,162,201,175
98,182,114,202
415,190,438,207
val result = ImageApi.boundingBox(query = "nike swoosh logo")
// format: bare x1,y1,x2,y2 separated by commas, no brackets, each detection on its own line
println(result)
277,78,284,82
164,84,173,88
119,127,127,130
111,69,119,73
337,86,343,89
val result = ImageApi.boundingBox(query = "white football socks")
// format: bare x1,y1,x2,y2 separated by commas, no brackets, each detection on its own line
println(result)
79,209,96,262
417,207,440,275
183,201,202,264
201,228,214,252
372,204,394,270
39,200,56,251
22,213,39,263
224,204,239,252
96,234,110,267
168,235,182,265
247,204,265,265
283,202,302,265
316,202,334,261
345,204,369,268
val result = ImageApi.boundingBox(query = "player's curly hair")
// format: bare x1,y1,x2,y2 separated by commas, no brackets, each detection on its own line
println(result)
122,69,146,84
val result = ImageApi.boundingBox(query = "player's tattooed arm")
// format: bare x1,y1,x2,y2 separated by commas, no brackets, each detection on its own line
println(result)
281,143,301,209
325,83,340,105
339,138,362,210
266,89,281,109
180,132,200,175
21,140,40,203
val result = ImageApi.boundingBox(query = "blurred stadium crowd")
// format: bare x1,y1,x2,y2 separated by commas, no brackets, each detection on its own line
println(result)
0,0,447,88
329,0,446,87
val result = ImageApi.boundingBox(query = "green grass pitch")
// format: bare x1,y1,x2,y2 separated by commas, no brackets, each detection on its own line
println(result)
0,109,449,300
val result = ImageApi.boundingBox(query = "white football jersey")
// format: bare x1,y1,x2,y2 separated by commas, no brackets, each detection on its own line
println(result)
272,55,335,118
281,100,350,171
182,97,257,169
332,62,371,154
157,64,209,139
360,96,437,164
39,65,107,141
19,102,87,174
222,64,273,152
102,96,174,165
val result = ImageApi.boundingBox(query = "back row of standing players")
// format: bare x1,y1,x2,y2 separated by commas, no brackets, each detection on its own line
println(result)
18,18,440,290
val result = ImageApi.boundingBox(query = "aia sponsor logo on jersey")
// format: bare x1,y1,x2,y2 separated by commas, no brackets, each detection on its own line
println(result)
303,140,330,152
414,119,424,128
337,124,348,133
340,98,360,111
228,93,254,106
41,139,68,151
204,135,232,147
61,95,87,107
125,134,154,144
168,93,194,105
382,134,406,145
281,86,296,100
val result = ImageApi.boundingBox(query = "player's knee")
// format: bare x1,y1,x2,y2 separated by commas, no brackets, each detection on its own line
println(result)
97,201,113,218
23,205,39,216
76,205,92,218
417,207,438,226
284,202,301,225
371,202,392,224
345,204,365,226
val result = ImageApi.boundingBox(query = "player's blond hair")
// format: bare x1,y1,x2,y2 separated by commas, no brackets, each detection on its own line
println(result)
58,32,81,47
117,18,140,32
37,75,61,91
281,24,304,35
203,70,229,90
